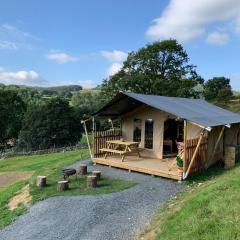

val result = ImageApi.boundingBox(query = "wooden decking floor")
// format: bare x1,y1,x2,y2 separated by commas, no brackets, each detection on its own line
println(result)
93,155,180,180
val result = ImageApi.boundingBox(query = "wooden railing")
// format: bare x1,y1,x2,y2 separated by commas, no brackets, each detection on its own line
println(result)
185,136,208,173
93,129,122,157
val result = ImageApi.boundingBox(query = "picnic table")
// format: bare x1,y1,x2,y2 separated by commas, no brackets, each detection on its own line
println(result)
100,140,140,162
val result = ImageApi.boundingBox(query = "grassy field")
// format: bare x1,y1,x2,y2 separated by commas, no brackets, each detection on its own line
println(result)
212,100,240,114
142,161,240,240
0,149,135,228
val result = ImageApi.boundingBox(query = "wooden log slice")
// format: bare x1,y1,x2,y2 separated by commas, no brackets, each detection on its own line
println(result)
36,176,47,187
57,180,69,191
78,164,87,175
87,175,97,188
92,170,101,181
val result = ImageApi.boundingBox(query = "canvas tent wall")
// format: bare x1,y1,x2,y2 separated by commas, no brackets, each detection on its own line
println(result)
121,105,204,159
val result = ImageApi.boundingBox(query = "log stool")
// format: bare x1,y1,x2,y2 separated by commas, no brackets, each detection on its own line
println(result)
92,170,101,181
36,176,47,187
57,180,69,191
78,164,87,175
87,175,97,188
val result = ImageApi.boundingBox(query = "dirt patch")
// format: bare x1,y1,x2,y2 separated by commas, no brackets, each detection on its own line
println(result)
8,185,32,210
0,172,33,187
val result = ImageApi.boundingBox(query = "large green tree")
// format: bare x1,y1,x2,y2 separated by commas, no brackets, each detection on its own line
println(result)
71,90,104,116
0,89,26,148
18,98,81,151
101,40,203,98
204,77,232,101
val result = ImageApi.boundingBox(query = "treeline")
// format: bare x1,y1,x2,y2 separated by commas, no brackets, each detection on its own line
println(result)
0,84,83,106
0,39,237,152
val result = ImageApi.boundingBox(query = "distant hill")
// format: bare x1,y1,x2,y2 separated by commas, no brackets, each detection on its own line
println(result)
0,84,85,104
233,90,240,96
1,84,83,92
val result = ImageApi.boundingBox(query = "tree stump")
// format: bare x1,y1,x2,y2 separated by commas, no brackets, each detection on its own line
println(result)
87,175,97,188
57,180,69,191
78,164,87,175
36,176,47,187
92,170,101,181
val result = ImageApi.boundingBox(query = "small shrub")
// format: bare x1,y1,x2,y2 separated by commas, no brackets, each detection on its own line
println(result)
176,155,183,168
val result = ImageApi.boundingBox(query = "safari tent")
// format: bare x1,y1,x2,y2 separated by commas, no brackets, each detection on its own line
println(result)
87,92,240,180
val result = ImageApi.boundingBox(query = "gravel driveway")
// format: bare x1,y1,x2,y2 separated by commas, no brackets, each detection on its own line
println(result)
0,160,184,240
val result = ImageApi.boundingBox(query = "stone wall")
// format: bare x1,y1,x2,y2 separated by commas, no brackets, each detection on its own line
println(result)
0,144,88,160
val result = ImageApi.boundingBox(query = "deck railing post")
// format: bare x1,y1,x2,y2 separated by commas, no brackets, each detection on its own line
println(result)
183,120,187,174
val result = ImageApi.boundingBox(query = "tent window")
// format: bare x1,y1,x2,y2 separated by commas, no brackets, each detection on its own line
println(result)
145,119,153,149
133,118,142,142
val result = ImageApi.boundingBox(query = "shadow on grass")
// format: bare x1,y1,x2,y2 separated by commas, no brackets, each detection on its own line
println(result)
184,158,240,184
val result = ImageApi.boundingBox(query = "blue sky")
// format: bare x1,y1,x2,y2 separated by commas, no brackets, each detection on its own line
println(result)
0,0,240,90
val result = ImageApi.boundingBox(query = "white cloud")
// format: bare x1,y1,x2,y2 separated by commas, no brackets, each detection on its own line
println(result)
0,23,39,50
146,0,240,42
107,63,123,76
1,23,39,40
0,40,18,50
101,50,128,62
46,51,79,64
0,68,48,86
206,31,229,46
101,50,127,76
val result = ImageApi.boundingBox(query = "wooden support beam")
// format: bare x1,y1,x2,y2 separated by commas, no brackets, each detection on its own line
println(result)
184,131,204,179
230,125,240,145
209,126,225,163
82,120,93,159
183,120,187,173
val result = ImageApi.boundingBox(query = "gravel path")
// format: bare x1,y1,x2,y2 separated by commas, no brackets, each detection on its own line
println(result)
0,160,184,240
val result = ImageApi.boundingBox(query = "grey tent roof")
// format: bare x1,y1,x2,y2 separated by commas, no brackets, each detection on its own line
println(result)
94,92,240,128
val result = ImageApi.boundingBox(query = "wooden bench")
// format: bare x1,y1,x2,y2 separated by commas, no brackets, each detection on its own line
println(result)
100,148,127,161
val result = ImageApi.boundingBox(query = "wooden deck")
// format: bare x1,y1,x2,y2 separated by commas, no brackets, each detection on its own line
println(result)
93,155,180,180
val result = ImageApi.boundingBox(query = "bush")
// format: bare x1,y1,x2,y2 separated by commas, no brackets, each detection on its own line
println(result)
18,98,82,151
0,89,26,149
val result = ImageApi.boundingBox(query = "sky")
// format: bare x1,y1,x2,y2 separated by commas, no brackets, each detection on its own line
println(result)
0,0,240,90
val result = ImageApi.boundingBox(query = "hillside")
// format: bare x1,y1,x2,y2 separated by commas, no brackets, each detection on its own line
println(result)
142,161,240,240
212,100,240,114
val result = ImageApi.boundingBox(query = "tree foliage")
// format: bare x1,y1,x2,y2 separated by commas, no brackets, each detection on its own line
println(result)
0,84,83,107
0,89,26,148
101,40,203,99
18,98,81,150
71,90,104,116
204,77,233,101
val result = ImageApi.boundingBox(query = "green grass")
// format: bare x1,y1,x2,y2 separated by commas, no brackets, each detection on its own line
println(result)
142,161,240,240
0,149,135,228
79,134,93,145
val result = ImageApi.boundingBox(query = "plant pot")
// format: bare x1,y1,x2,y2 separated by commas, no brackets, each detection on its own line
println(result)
178,167,183,180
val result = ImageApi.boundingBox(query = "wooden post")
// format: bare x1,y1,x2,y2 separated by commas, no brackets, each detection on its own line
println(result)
78,164,87,175
184,131,204,179
230,125,240,145
92,170,101,180
82,120,93,159
183,120,187,173
57,180,69,191
36,176,47,187
87,175,97,188
209,126,225,163
92,117,95,157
